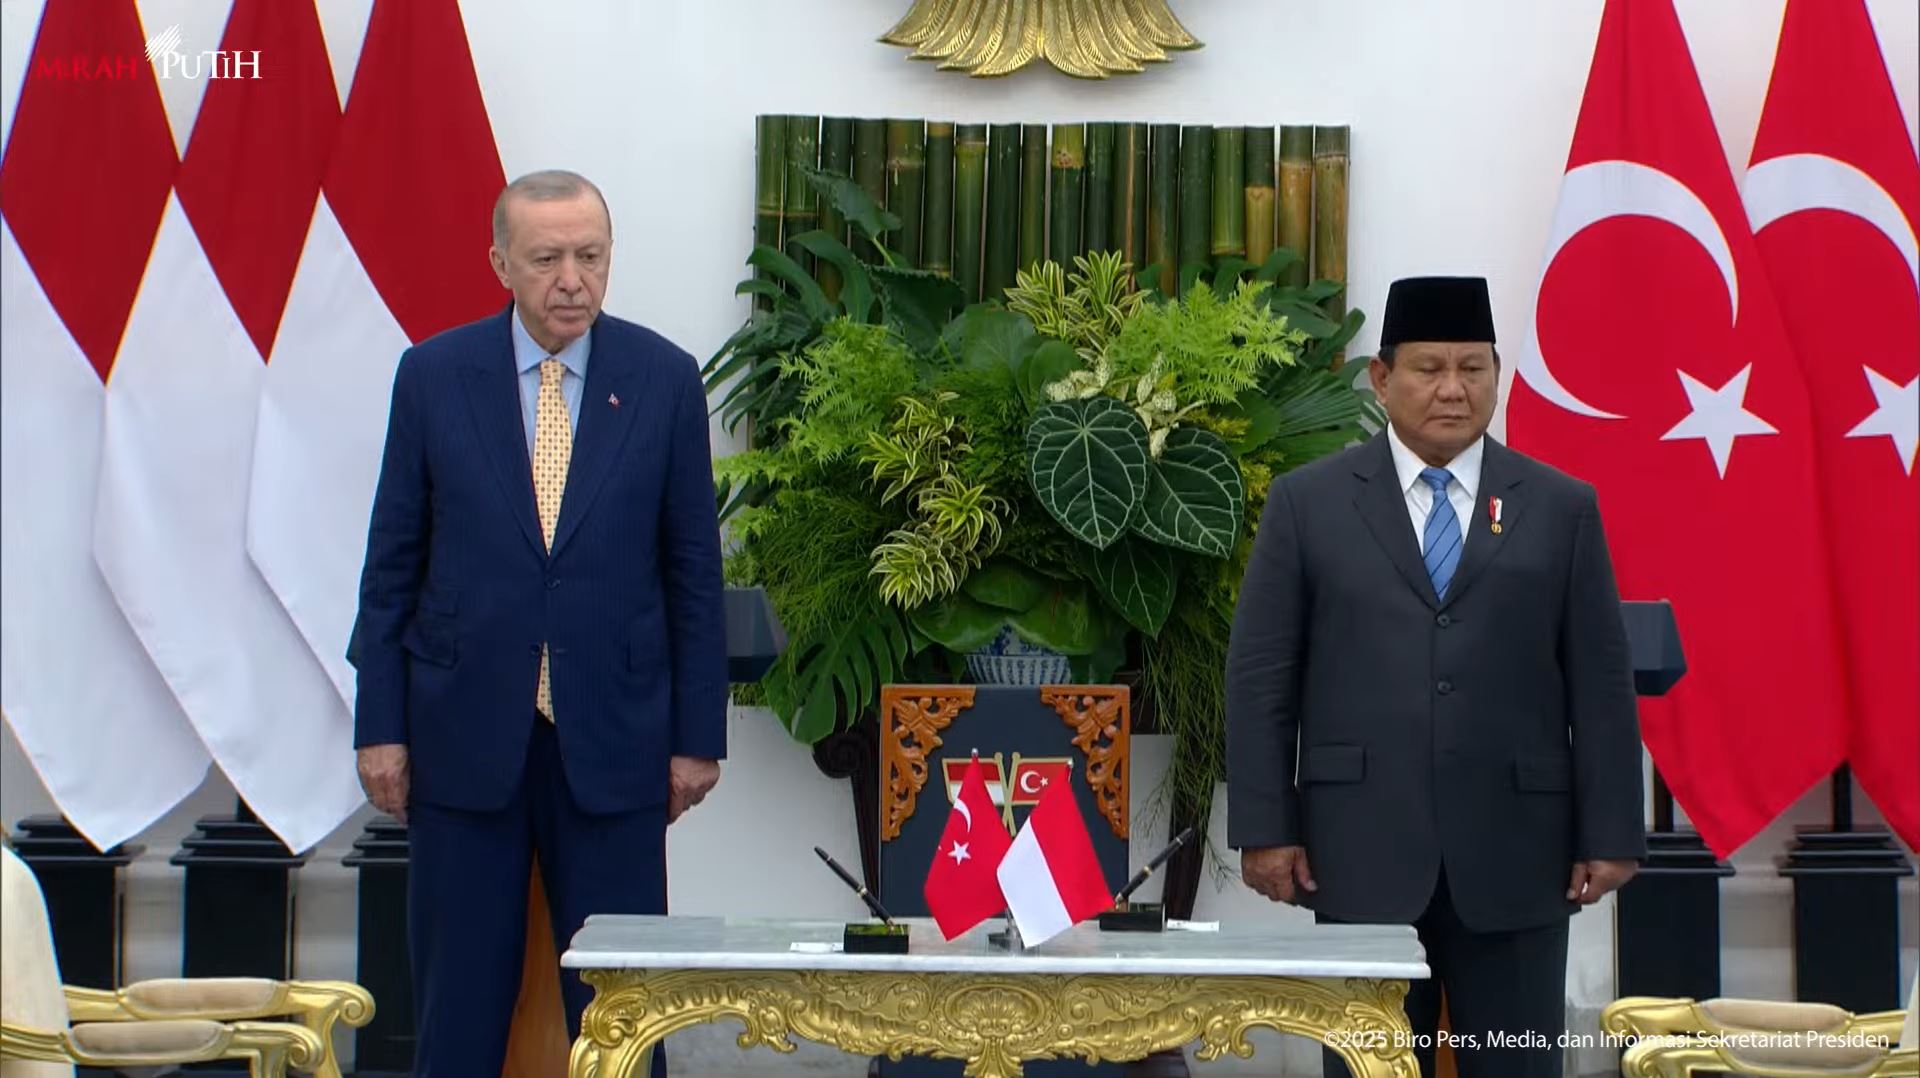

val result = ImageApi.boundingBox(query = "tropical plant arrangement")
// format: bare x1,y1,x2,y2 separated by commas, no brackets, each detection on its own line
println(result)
705,168,1378,847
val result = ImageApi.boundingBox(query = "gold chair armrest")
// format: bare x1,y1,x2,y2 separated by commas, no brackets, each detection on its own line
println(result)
3,1016,325,1077
1621,1031,1911,1078
1604,995,1887,1039
1870,1048,1917,1078
63,984,136,1022
1604,996,1715,1038
63,978,372,1078
0,1018,72,1064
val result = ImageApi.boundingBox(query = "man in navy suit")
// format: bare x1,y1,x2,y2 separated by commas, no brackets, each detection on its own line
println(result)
350,169,726,1076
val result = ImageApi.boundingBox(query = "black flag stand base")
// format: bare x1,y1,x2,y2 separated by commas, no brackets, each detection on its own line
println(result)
1613,601,1737,1000
1615,779,1736,1000
1777,767,1914,1014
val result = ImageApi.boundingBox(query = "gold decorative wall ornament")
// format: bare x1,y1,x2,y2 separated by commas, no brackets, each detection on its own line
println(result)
881,0,1201,79
572,968,1418,1078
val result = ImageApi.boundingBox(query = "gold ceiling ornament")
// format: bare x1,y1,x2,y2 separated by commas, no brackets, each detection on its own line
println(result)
881,0,1202,79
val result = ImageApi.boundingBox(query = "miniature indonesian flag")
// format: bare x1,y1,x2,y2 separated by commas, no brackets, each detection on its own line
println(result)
996,775,1113,946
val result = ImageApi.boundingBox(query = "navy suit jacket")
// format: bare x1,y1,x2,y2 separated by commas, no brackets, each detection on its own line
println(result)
349,306,728,815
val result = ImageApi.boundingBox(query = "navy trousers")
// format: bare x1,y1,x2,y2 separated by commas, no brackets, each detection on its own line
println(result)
408,717,668,1076
1319,871,1569,1078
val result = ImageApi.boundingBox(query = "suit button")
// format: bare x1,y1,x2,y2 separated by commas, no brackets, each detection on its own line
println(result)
1437,680,1454,695
546,578,559,590
1436,613,1452,628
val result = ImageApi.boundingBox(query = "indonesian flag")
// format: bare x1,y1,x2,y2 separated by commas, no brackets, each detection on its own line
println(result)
1744,0,1919,851
0,0,209,849
1505,0,1851,857
90,0,363,853
247,0,505,706
996,775,1111,947
923,756,1012,940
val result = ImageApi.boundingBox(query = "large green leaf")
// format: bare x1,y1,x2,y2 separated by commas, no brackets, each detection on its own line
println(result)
1268,298,1340,338
787,230,874,324
1209,257,1252,298
871,265,967,357
951,307,1036,371
1090,537,1176,636
745,245,832,323
801,166,902,246
775,611,916,744
1016,340,1083,409
1252,247,1304,283
1067,603,1132,683
1009,581,1098,655
909,591,1006,652
1132,427,1244,557
961,558,1047,612
1026,397,1150,550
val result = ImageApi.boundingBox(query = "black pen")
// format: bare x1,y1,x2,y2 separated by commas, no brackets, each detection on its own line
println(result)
1113,826,1196,904
814,846,896,926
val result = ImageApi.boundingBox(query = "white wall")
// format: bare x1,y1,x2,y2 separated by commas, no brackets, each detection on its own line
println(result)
4,0,1917,1073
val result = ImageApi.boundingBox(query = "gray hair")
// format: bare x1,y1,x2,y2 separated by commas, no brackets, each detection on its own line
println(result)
491,170,611,249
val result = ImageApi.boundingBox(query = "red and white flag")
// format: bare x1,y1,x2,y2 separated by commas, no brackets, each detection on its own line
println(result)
924,755,1013,940
247,0,505,705
0,0,208,849
996,774,1111,946
1743,0,1918,851
90,0,362,853
1505,0,1851,858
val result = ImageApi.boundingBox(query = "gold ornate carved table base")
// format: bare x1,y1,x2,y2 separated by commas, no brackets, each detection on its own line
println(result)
564,918,1425,1078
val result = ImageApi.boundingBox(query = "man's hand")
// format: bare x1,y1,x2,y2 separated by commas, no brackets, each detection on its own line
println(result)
668,756,720,824
1567,859,1638,904
357,744,410,825
1242,845,1317,904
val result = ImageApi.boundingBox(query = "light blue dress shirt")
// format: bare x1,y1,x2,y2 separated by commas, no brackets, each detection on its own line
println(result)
509,305,590,461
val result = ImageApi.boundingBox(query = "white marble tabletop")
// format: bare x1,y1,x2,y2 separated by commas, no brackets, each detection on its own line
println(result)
562,915,1428,979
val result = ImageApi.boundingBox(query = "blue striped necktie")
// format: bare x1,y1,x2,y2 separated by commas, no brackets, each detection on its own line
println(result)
1420,467,1461,599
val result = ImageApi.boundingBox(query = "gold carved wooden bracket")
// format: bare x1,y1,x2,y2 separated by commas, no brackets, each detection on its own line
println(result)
1040,686,1129,839
879,686,977,842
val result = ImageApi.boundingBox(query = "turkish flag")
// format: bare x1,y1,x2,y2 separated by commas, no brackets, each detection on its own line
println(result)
997,776,1112,947
924,756,1014,940
1010,758,1072,806
1744,0,1919,852
1506,0,1851,857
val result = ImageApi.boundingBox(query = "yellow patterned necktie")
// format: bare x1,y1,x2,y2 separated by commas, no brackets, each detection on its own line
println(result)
532,356,572,721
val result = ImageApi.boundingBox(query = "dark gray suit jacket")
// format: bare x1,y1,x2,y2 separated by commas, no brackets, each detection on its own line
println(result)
1225,432,1645,932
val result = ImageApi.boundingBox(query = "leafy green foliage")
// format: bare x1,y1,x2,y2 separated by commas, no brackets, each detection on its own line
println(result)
708,158,1374,786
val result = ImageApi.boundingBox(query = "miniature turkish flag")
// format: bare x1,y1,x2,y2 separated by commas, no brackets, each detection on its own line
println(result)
923,755,1013,940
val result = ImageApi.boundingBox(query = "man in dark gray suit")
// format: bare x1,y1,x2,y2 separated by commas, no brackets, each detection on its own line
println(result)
1225,277,1645,1078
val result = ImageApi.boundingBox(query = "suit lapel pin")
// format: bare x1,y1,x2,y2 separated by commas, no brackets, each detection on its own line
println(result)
1488,496,1504,535
608,393,621,408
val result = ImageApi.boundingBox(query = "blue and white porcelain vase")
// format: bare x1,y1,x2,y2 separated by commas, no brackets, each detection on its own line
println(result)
964,625,1072,686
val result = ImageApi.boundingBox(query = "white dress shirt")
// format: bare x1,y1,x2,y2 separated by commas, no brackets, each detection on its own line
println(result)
1386,423,1483,553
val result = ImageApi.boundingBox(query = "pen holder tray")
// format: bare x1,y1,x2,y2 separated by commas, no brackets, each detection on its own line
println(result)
843,922,910,954
1097,901,1167,932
